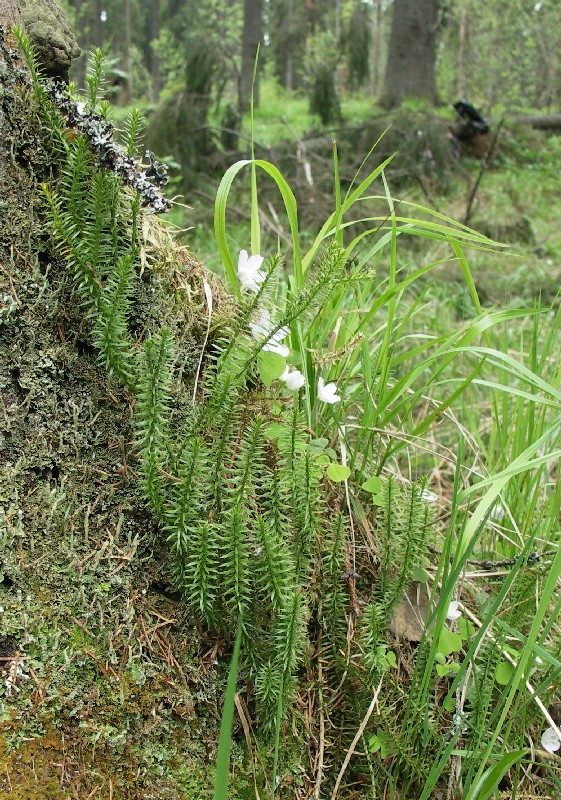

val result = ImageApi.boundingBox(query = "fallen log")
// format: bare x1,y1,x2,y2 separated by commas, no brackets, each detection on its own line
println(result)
511,113,561,131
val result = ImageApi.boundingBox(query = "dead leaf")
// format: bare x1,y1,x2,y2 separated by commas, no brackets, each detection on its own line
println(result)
389,582,430,643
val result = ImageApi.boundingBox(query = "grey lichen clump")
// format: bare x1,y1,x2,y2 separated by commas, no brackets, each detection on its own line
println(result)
48,78,172,213
20,0,80,79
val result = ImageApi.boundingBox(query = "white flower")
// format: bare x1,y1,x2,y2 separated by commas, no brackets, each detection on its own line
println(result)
249,309,290,357
541,727,561,753
280,367,305,390
237,249,266,293
317,377,340,405
100,9,107,22
446,600,462,622
421,489,438,504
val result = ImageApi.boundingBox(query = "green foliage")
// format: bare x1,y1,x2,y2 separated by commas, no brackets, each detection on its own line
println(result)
13,26,68,152
309,64,342,127
23,28,561,800
136,329,173,512
36,46,144,390
94,253,137,384
360,478,432,679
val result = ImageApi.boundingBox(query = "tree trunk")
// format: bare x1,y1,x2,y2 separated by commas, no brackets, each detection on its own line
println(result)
370,0,382,95
239,0,263,114
334,0,342,45
143,0,161,101
511,113,561,131
1,0,79,78
121,0,133,103
456,0,469,98
379,0,440,109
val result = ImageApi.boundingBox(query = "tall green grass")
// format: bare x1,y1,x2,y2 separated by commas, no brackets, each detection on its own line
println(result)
211,137,561,798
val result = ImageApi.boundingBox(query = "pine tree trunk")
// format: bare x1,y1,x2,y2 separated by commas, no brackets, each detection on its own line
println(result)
239,0,263,113
122,0,133,103
370,0,382,95
379,0,440,109
144,0,161,101
456,0,469,98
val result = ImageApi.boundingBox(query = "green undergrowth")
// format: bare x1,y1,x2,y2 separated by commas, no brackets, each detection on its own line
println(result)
4,32,561,800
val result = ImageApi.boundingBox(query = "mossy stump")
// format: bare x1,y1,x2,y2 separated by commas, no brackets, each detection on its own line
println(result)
0,12,246,799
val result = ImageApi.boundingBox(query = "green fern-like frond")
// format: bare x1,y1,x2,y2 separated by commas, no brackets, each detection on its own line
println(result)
276,407,323,576
360,601,386,681
13,26,68,152
44,184,102,306
136,328,173,513
284,242,353,326
93,254,136,385
382,481,431,616
321,511,350,653
182,521,220,624
222,507,252,623
122,108,146,157
86,48,108,110
254,515,296,612
256,589,308,727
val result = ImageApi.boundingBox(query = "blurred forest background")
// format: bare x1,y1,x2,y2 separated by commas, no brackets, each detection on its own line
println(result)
65,0,561,115
60,0,561,292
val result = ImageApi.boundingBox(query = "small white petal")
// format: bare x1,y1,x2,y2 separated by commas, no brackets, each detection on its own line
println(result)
250,310,289,354
243,253,264,273
100,9,107,22
541,727,561,753
421,489,438,504
238,249,249,268
273,326,289,341
446,601,462,622
250,309,272,340
317,377,341,404
263,340,290,357
238,250,266,293
280,367,305,390
239,268,266,293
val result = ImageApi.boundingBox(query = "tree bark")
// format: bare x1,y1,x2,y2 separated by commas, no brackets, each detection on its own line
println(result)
122,0,133,103
239,0,263,113
456,0,469,98
143,0,161,101
379,0,440,109
370,0,382,95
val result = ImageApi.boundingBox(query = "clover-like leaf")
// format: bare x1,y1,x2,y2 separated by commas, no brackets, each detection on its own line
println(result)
438,628,463,656
362,475,383,493
326,463,351,482
258,352,286,387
